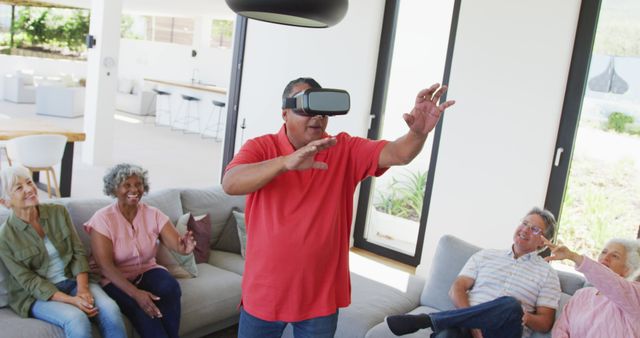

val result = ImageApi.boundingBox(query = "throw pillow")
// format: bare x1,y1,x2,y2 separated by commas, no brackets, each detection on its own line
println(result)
232,210,247,258
187,214,212,264
215,212,242,254
155,213,198,278
117,78,133,94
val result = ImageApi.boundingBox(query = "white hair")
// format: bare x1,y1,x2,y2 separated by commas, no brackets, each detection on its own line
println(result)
0,165,31,200
605,238,640,280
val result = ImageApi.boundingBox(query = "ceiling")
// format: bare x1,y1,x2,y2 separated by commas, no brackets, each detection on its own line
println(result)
1,0,236,18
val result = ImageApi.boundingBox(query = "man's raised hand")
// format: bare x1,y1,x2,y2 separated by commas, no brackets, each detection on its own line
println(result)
404,83,455,135
283,137,337,171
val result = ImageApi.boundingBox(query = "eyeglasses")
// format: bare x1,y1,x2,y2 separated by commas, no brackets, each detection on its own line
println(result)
520,221,543,236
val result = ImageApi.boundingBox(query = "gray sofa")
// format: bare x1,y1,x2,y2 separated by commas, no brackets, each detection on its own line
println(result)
363,235,587,338
0,186,245,338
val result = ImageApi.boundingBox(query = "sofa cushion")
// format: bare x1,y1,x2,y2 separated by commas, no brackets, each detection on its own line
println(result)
0,305,135,338
0,211,10,308
284,272,420,338
420,235,481,310
0,308,65,337
208,250,244,276
142,188,184,225
556,270,585,295
0,206,9,224
179,187,245,252
57,197,111,257
178,263,242,336
0,228,8,308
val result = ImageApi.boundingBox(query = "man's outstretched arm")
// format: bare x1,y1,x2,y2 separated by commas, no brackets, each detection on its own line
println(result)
378,83,455,168
222,137,337,195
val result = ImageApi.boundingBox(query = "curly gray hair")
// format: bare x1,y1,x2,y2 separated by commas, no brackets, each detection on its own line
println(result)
604,238,640,280
103,163,149,197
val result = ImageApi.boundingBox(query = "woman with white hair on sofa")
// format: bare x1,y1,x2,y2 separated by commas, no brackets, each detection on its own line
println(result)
543,237,640,337
0,165,126,338
86,163,195,338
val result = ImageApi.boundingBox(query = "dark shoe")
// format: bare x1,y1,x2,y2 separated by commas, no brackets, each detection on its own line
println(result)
385,313,432,336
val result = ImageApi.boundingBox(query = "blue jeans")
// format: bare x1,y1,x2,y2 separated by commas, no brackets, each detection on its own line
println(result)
430,296,523,338
238,307,339,338
30,279,127,338
103,268,181,338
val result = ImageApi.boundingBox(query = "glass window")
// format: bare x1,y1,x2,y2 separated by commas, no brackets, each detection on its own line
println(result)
556,0,640,259
121,14,194,46
210,19,233,48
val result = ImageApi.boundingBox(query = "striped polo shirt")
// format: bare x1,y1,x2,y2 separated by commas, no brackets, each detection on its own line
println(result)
460,248,561,337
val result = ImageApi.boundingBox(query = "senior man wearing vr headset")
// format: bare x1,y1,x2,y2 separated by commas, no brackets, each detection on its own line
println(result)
223,77,455,338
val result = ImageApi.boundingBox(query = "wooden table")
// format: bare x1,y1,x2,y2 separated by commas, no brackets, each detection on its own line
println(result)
0,118,86,197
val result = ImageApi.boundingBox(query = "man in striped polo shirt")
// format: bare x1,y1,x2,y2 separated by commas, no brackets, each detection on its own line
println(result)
387,207,561,338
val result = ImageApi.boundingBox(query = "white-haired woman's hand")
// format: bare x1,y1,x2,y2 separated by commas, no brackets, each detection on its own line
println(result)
543,237,583,266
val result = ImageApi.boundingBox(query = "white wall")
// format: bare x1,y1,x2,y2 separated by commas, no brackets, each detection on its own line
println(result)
416,0,582,276
233,0,386,147
117,38,233,88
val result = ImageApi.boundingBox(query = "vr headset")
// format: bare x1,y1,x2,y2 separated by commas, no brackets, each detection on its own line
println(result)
282,88,350,116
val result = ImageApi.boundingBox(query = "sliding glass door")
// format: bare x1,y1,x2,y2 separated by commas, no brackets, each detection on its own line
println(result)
353,0,455,266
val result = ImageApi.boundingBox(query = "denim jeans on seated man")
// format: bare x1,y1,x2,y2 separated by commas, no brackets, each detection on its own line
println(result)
238,307,339,338
430,296,523,338
30,279,127,338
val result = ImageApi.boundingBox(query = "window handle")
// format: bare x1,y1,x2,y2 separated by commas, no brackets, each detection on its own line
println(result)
368,114,376,130
554,147,564,167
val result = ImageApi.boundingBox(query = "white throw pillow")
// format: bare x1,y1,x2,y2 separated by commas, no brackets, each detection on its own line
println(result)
117,78,134,94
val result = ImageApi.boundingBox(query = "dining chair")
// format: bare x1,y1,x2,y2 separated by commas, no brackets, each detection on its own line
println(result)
0,142,11,169
7,134,67,198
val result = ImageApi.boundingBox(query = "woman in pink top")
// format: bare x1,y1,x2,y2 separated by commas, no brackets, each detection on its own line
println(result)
85,163,195,338
543,237,640,338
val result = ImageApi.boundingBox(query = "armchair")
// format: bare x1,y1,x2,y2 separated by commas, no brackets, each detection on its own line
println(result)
3,72,36,103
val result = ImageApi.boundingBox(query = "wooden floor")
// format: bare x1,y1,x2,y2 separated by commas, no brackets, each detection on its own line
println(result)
350,247,416,274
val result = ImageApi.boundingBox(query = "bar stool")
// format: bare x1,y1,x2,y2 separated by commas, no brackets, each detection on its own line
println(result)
0,142,12,169
152,88,172,126
173,94,201,133
202,100,226,141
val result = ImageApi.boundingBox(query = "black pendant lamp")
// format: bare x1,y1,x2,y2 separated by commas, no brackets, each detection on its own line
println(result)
225,0,349,28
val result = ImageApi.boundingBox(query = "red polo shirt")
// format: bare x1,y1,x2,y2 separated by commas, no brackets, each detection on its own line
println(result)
226,125,388,322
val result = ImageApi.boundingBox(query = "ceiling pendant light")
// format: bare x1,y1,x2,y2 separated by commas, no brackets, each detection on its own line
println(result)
225,0,349,28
